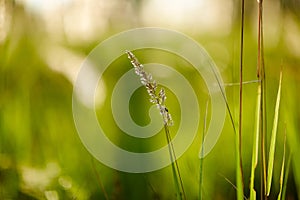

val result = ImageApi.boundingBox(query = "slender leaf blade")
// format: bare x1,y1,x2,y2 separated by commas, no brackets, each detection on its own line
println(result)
282,153,292,199
266,71,283,195
199,100,209,200
250,85,261,200
277,130,287,200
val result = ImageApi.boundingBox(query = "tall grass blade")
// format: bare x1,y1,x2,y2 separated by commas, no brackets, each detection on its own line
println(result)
257,0,267,197
266,71,282,195
282,153,292,199
237,0,245,198
210,63,236,135
277,129,287,200
164,124,186,200
199,100,209,200
249,85,261,200
236,129,244,200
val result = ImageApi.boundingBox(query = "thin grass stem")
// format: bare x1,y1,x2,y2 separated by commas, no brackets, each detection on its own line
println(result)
281,153,292,199
164,124,186,200
277,128,287,200
126,50,185,200
237,0,245,199
257,0,267,198
224,80,260,87
210,63,236,135
199,100,209,200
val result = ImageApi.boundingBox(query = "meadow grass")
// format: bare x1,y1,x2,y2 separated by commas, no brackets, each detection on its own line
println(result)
1,1,299,199
243,1,288,199
125,10,288,197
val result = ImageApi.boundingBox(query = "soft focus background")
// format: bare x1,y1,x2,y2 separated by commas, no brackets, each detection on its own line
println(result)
1,0,300,199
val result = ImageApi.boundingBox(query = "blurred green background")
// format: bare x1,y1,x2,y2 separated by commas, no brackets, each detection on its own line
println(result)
1,0,300,199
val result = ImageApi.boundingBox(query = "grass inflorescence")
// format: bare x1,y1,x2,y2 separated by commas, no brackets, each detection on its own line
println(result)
124,2,290,199
126,50,186,200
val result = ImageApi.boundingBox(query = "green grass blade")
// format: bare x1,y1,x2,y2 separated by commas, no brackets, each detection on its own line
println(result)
164,125,184,200
277,130,287,200
237,0,245,198
199,100,209,200
249,85,261,200
266,71,282,196
236,130,244,200
282,153,292,199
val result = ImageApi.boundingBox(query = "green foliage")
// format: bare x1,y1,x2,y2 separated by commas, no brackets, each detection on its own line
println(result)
1,1,300,200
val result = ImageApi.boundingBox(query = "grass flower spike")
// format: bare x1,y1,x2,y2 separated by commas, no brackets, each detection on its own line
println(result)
126,50,185,200
126,50,173,126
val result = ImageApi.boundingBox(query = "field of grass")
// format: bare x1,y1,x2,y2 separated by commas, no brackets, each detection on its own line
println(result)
1,1,300,199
